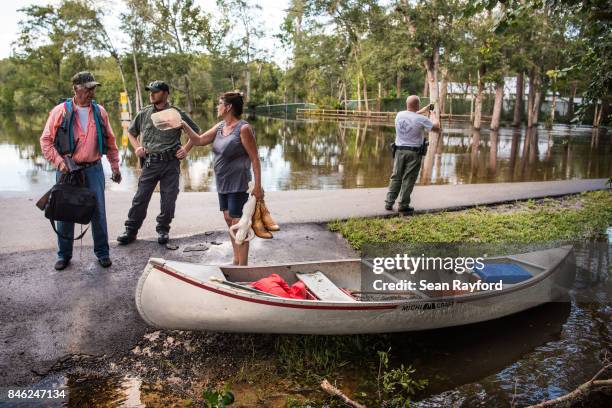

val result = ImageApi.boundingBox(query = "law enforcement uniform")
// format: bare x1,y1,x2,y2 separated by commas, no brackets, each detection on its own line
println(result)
120,81,200,242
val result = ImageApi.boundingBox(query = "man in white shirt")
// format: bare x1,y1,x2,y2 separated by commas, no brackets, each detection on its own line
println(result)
385,95,441,215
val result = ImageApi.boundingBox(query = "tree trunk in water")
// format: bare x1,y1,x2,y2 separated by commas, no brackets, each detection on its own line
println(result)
362,69,369,112
490,81,504,130
132,46,143,112
357,75,361,111
377,81,382,111
526,69,536,128
593,100,600,127
184,76,193,114
473,66,485,130
567,81,577,121
512,72,524,126
600,99,609,125
343,81,348,112
470,93,474,122
396,73,401,98
439,67,448,115
423,50,440,122
550,91,557,125
532,87,542,127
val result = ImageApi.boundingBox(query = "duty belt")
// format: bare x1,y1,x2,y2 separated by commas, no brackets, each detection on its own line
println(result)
144,146,179,167
395,145,421,152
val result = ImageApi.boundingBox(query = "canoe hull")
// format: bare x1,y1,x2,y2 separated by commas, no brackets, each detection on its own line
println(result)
135,247,574,334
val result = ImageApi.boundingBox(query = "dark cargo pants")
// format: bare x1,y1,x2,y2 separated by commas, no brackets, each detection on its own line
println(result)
385,149,422,211
125,158,180,234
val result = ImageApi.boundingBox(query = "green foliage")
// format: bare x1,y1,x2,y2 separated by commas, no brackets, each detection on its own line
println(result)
329,191,612,249
202,384,235,408
275,334,388,381
377,349,427,407
480,0,610,118
1,0,608,122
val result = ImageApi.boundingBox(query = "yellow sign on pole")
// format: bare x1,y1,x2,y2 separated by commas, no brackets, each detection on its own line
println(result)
120,92,130,148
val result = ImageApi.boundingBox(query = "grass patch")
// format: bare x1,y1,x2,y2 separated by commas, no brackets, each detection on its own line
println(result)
329,190,612,249
274,335,389,382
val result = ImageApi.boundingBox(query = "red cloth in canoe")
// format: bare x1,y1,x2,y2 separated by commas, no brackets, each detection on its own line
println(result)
250,274,308,299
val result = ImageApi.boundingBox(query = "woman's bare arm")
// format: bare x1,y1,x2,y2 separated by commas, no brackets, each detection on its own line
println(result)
182,121,221,146
240,124,264,200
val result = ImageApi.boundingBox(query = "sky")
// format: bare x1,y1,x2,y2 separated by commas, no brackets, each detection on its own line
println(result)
0,0,290,60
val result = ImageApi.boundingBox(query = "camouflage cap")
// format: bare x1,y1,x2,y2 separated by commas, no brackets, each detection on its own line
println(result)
72,71,101,88
145,80,170,93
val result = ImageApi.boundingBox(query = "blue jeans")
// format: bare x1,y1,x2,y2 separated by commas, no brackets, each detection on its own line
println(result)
55,162,109,260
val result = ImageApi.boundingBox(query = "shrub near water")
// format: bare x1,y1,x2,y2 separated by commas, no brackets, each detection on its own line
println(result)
329,191,612,249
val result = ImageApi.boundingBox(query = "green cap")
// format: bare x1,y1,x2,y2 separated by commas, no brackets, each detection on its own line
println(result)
145,80,170,93
72,71,101,88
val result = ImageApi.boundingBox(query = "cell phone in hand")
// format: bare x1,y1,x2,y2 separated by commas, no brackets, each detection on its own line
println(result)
429,104,434,111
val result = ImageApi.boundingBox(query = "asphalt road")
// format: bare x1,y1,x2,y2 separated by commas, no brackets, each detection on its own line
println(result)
0,223,357,387
0,179,607,254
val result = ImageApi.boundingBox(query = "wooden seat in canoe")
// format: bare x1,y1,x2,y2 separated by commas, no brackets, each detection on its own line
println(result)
296,271,357,302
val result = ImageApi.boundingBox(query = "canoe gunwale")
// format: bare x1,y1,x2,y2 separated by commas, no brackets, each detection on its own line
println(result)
144,245,573,310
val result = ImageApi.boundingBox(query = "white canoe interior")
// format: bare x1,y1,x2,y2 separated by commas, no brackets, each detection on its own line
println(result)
142,246,572,303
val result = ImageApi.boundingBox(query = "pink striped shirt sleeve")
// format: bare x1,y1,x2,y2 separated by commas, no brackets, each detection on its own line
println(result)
98,105,120,172
40,105,65,169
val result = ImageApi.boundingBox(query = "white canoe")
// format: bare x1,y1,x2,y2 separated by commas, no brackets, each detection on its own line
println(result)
135,246,574,334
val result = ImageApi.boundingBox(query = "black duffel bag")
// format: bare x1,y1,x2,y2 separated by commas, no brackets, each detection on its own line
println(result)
42,172,97,240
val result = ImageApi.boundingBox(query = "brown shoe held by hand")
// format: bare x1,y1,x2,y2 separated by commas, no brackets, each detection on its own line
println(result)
259,200,280,231
252,201,273,239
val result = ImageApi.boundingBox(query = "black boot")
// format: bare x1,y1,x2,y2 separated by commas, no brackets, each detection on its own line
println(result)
98,257,112,268
398,206,415,216
158,232,169,245
117,230,137,245
54,258,71,270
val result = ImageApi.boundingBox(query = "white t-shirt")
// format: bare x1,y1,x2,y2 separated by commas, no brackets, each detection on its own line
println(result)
76,106,90,131
394,110,433,147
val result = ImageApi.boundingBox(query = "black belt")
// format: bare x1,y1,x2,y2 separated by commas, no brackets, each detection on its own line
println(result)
395,145,420,151
75,159,101,168
145,146,179,161
142,146,179,168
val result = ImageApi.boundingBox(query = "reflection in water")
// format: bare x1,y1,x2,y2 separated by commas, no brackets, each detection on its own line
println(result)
418,241,611,407
65,374,144,407
488,130,498,174
0,113,610,193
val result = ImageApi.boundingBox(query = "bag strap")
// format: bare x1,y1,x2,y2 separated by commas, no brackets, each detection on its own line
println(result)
65,99,76,152
49,219,89,241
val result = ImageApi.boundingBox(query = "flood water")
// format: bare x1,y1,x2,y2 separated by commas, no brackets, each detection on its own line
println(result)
0,113,609,193
6,242,609,407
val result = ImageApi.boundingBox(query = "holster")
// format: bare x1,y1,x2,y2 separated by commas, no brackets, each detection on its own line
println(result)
390,142,397,159
418,139,429,156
